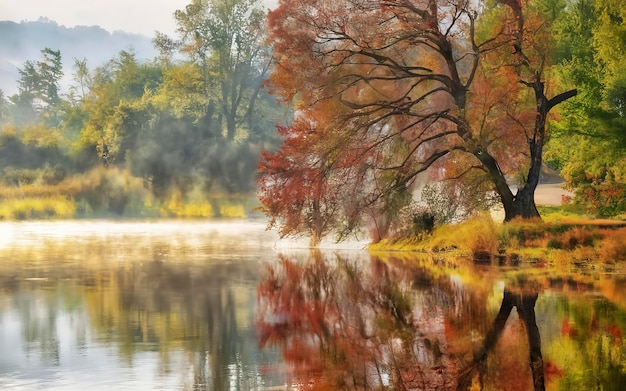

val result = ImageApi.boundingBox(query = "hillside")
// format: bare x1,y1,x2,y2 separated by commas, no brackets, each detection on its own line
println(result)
0,18,157,95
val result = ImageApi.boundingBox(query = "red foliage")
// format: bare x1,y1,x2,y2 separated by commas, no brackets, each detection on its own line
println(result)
261,0,578,239
544,361,564,382
606,323,623,346
561,317,578,338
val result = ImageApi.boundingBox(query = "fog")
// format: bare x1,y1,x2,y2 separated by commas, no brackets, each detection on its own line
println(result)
0,19,157,96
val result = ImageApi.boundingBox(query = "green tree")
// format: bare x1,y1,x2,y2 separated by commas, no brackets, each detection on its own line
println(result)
546,0,626,216
168,0,272,141
67,57,92,104
78,50,162,166
12,48,64,126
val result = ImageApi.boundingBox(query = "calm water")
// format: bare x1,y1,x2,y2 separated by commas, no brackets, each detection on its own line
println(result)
0,221,625,390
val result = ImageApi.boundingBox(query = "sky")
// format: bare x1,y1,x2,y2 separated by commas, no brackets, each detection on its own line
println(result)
1,0,199,37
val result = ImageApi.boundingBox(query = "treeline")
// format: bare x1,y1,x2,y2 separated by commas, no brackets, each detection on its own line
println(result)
0,18,156,96
0,0,286,219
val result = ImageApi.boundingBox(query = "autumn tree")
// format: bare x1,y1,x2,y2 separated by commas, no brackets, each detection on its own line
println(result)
259,0,578,242
256,253,551,390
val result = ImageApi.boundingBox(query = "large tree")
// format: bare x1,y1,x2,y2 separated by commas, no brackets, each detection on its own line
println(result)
259,0,578,243
160,0,273,141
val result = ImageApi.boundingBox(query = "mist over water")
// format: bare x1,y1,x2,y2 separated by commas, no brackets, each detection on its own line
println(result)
0,220,287,390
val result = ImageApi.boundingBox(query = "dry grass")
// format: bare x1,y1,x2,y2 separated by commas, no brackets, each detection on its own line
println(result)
371,213,500,257
371,214,626,265
0,167,252,219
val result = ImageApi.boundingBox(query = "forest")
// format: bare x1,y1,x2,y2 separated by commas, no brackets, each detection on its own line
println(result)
0,0,624,231
0,0,286,219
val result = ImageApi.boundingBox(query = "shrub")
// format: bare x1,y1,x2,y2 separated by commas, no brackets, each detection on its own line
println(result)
547,238,562,249
75,167,151,216
428,213,499,255
575,183,626,217
220,203,246,218
559,227,598,250
597,228,626,262
412,211,435,234
40,164,67,185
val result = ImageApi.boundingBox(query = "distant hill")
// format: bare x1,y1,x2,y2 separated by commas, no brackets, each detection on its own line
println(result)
0,18,158,96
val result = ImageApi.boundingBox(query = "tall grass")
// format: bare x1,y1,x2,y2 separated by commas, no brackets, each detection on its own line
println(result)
372,213,626,265
0,166,253,219
370,213,500,256
0,196,75,219
426,213,499,255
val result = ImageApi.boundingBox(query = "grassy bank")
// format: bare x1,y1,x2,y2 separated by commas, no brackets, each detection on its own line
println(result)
0,167,260,220
370,210,626,266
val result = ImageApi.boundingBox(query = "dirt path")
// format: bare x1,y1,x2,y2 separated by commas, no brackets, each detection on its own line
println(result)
535,182,573,206
491,183,573,221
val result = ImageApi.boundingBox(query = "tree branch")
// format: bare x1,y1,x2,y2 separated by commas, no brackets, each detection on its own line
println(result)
547,89,578,112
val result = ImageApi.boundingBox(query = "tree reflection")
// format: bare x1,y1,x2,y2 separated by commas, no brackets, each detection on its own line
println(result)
0,256,281,390
459,288,543,390
83,258,270,389
256,252,551,390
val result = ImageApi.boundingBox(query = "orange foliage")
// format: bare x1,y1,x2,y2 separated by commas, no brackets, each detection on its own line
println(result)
544,361,564,382
262,0,579,240
561,317,578,338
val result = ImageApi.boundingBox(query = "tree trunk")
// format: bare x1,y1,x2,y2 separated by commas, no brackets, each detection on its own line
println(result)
478,83,577,222
507,187,540,221
517,292,545,391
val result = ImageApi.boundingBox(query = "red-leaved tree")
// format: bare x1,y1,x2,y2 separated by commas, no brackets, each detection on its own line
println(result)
259,0,577,243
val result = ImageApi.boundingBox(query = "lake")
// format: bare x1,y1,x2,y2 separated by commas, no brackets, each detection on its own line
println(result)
0,221,624,390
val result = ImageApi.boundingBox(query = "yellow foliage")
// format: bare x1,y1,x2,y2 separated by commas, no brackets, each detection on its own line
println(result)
160,190,215,217
21,125,61,147
0,196,76,219
219,204,246,218
0,123,18,138
426,213,500,255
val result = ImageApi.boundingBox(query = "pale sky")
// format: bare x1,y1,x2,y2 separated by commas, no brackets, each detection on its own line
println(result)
1,0,201,37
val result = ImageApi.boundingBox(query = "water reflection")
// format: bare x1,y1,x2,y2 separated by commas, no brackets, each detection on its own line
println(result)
2,222,626,390
257,252,626,391
0,220,284,390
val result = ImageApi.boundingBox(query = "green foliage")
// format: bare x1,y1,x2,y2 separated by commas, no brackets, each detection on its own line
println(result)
0,0,283,220
10,48,64,126
420,183,459,225
546,0,626,217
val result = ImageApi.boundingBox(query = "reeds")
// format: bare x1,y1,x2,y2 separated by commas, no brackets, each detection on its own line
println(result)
0,167,252,219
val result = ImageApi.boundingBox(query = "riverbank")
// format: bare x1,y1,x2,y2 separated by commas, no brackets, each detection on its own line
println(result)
370,212,626,267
